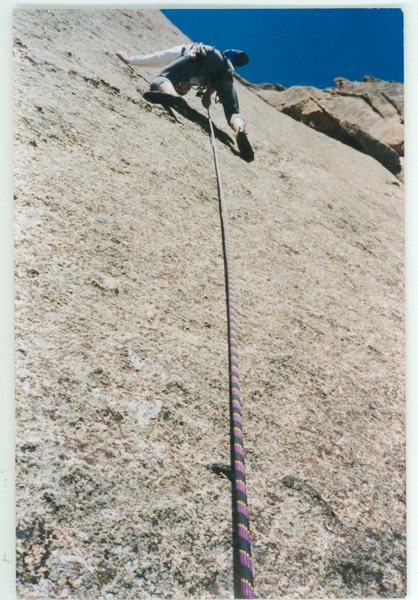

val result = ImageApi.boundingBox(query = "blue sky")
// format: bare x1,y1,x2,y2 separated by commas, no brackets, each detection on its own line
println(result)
162,8,404,88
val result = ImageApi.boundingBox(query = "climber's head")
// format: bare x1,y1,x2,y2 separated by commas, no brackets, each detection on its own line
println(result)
223,49,249,68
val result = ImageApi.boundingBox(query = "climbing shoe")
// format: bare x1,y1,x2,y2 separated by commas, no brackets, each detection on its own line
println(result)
143,91,188,111
237,130,254,162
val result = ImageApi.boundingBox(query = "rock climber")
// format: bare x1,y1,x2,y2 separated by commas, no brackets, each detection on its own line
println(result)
116,43,253,161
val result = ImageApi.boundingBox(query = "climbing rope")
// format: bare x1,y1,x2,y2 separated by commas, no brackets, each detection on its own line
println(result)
207,108,255,599
120,54,256,596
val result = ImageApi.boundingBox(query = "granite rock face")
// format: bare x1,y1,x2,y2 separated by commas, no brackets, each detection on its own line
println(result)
14,9,404,600
255,76,404,177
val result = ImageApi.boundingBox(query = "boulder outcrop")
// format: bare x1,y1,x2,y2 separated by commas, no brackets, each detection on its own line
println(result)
254,76,404,178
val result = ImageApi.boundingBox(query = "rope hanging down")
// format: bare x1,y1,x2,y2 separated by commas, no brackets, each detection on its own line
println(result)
207,108,255,599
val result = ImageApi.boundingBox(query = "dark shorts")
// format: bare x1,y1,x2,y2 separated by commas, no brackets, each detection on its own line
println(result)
150,48,240,123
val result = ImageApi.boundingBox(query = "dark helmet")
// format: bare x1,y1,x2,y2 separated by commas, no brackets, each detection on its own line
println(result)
223,49,249,67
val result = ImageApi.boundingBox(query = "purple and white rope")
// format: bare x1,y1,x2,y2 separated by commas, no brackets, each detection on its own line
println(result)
207,109,255,599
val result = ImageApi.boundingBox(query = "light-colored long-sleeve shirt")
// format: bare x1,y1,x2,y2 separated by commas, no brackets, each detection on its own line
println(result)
128,45,191,68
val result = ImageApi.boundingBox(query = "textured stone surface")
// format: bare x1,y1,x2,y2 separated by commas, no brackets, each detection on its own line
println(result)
14,9,404,599
255,76,404,177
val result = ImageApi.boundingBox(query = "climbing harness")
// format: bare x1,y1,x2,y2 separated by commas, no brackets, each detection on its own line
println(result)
207,107,256,599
